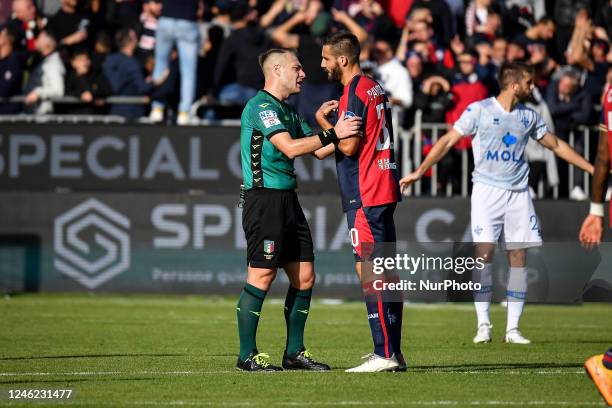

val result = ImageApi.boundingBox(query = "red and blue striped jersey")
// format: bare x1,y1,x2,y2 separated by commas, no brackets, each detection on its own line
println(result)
335,74,400,212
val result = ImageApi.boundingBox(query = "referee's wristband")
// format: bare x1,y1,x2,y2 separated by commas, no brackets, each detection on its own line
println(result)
589,202,605,217
317,128,339,146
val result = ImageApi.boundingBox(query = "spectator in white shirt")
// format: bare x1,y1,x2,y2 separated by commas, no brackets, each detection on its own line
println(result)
372,37,413,110
23,30,65,114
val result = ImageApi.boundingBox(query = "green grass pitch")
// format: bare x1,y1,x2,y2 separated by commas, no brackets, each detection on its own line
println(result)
0,294,610,407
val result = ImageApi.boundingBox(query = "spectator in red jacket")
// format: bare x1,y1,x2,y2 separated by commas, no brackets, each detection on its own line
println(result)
446,51,488,125
444,51,488,193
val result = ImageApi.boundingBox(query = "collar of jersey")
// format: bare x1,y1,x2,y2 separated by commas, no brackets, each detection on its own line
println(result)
344,74,362,90
261,89,285,106
493,97,516,115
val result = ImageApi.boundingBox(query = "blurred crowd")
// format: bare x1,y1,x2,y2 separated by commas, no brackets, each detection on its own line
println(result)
0,0,611,197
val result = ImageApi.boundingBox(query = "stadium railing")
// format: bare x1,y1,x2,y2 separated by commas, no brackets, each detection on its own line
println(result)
0,95,150,104
0,95,244,125
0,96,599,199
398,109,599,199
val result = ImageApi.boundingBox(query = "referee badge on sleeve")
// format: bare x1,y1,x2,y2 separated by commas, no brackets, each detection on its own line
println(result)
264,240,275,259
259,110,281,128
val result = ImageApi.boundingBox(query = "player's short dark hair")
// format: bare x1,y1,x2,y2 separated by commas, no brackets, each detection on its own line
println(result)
498,62,534,90
258,48,296,70
323,31,360,65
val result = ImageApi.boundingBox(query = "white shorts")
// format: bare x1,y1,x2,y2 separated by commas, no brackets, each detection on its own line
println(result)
470,182,542,249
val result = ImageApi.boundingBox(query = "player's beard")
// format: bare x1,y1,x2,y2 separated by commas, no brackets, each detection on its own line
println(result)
327,65,342,82
516,85,533,102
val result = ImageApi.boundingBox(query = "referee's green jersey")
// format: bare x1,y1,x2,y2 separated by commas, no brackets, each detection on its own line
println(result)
240,90,312,190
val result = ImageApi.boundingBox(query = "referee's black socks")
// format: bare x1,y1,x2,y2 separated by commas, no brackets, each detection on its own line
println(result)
237,283,267,362
284,286,312,357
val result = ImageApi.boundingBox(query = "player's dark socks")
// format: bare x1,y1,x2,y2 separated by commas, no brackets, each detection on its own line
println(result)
603,348,612,369
237,283,267,362
382,276,404,356
365,292,393,358
284,286,312,356
282,348,330,371
385,300,404,356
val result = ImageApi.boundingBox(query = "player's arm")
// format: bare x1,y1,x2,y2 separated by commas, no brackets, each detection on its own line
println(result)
270,113,362,159
590,125,611,204
538,132,594,175
579,126,610,246
312,102,336,159
313,143,335,160
313,100,360,159
399,128,463,192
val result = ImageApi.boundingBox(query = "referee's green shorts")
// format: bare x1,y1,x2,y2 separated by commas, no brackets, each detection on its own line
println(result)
242,188,314,269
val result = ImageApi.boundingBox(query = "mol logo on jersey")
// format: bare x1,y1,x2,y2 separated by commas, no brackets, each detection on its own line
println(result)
502,133,518,147
485,132,523,163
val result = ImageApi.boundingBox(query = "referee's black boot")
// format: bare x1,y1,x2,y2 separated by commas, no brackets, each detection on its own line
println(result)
282,348,331,371
236,351,283,372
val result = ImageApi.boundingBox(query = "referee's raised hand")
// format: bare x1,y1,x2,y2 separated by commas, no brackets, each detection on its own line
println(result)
334,111,362,139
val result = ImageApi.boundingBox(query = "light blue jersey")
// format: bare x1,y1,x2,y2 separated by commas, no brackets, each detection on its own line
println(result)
453,97,548,191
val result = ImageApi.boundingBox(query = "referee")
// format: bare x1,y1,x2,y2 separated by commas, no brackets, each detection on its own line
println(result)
236,48,361,371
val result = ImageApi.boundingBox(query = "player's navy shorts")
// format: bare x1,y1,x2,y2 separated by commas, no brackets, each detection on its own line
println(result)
346,204,397,260
242,188,314,268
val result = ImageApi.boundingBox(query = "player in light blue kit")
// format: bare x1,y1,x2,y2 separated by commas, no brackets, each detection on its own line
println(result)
400,62,594,344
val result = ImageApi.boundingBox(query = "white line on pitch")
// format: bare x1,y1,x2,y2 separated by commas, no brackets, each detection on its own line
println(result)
0,400,602,406
0,371,230,376
124,401,603,406
0,370,584,377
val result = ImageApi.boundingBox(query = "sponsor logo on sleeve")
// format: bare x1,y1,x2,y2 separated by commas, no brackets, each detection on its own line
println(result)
259,110,281,128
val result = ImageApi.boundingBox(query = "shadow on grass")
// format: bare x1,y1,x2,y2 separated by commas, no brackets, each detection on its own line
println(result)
0,353,184,361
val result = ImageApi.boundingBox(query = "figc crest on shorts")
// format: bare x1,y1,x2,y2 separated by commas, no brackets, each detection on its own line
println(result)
264,240,275,254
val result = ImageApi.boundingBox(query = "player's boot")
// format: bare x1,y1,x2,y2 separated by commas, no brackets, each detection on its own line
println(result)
282,348,330,371
504,328,531,344
392,352,407,372
473,323,492,344
236,351,283,372
584,354,612,405
345,353,399,372
359,352,406,372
